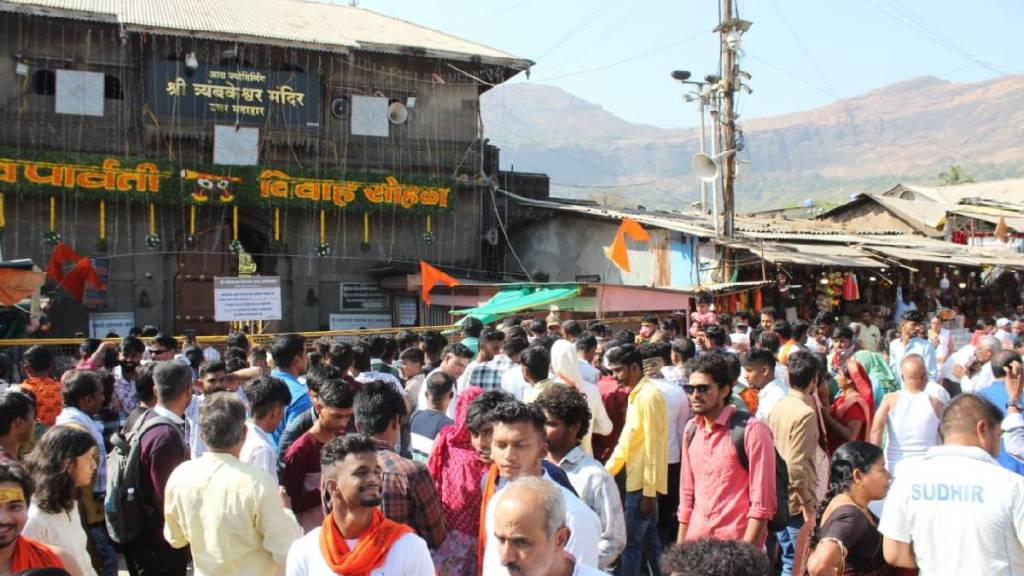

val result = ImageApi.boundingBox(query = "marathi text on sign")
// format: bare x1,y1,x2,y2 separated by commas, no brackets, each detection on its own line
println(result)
259,171,450,209
0,157,164,194
147,62,319,127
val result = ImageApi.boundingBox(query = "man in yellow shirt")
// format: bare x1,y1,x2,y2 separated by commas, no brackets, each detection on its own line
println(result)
604,344,668,576
163,392,302,576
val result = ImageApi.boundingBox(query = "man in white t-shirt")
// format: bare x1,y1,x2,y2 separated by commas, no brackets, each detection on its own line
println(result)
743,348,787,420
482,401,603,574
285,434,433,576
576,336,601,386
879,394,1024,575
493,476,606,576
240,375,292,483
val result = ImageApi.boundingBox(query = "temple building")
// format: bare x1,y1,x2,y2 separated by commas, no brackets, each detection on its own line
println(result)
0,0,545,335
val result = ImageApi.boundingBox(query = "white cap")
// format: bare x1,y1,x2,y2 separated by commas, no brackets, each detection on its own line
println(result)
998,317,1012,328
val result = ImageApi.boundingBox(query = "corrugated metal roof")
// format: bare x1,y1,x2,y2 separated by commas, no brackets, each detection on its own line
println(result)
886,179,1024,205
668,280,774,295
755,243,886,268
0,0,533,68
507,191,1024,269
948,208,1024,232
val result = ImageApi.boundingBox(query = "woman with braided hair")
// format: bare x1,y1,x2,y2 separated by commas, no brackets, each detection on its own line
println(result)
806,442,894,575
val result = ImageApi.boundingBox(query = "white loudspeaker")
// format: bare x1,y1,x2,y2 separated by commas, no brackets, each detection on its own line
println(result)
692,153,719,182
388,102,409,125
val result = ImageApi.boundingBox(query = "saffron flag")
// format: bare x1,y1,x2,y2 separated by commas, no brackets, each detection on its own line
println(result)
996,216,1009,243
0,268,45,306
420,261,460,306
45,242,82,283
603,217,652,273
44,243,104,302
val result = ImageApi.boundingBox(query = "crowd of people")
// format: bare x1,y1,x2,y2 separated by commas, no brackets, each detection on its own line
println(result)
1,303,1024,575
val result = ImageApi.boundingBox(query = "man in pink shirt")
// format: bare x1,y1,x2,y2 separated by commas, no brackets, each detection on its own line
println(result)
677,350,777,548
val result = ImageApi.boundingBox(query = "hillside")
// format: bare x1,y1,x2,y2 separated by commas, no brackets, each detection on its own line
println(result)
481,76,1024,211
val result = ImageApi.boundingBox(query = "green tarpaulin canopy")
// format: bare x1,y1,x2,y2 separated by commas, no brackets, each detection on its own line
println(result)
451,285,581,324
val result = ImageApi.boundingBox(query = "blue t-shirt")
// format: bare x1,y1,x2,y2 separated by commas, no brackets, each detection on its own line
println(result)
271,370,312,445
977,381,1024,475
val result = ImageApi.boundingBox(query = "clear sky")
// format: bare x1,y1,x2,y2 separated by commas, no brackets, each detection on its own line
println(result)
355,0,1023,128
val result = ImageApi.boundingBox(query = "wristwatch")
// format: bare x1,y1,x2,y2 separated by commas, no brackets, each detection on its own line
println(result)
1006,398,1024,412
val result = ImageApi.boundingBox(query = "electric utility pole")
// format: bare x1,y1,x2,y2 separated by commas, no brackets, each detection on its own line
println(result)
714,0,750,282
716,0,750,239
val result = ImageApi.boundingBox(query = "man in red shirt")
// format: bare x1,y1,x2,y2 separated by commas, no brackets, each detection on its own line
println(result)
281,379,355,532
678,351,777,548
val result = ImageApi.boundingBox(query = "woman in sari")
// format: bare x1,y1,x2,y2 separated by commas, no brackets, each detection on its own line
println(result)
823,351,874,456
427,387,487,576
854,350,898,411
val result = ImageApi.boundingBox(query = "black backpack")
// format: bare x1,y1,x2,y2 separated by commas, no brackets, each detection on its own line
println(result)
105,411,183,545
685,410,791,533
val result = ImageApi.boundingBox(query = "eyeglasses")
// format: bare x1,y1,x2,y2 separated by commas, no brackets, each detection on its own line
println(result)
683,384,715,396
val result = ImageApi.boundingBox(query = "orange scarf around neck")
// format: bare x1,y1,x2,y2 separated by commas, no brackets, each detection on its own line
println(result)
318,509,411,576
477,463,501,576
10,536,64,572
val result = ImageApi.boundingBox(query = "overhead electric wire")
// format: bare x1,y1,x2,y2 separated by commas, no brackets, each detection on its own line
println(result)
528,31,707,83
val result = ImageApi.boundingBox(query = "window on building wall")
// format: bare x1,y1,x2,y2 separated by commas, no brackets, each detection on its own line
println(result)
104,75,123,99
33,70,55,95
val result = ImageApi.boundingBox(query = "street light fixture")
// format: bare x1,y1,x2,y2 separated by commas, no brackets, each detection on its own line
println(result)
671,68,717,218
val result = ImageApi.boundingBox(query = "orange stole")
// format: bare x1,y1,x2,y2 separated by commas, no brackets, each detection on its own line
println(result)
477,463,500,576
318,509,412,576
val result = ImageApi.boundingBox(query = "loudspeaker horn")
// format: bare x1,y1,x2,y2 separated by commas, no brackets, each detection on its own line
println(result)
388,101,409,125
691,150,735,182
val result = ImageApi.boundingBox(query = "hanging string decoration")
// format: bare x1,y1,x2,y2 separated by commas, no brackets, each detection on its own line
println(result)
186,204,197,247
43,196,61,245
145,202,160,249
271,206,285,252
423,213,434,245
360,211,371,252
94,199,108,252
316,208,330,257
229,205,244,254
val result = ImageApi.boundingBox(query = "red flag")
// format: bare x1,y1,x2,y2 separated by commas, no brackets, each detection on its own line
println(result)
420,261,460,306
59,257,105,303
46,243,82,282
603,217,651,273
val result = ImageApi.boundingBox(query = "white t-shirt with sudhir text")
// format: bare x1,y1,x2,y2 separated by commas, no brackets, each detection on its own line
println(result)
879,444,1024,576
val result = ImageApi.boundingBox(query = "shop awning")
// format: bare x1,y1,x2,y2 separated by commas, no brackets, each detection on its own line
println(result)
860,245,1024,269
751,243,887,268
451,285,582,323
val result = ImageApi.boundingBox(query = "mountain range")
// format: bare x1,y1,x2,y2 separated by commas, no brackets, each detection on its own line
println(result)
480,75,1024,211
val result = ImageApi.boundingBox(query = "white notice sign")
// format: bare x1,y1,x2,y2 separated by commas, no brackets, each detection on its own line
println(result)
214,277,282,322
329,313,392,331
89,312,135,338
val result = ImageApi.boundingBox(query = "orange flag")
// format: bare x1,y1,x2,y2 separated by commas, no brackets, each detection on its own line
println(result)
996,216,1009,243
420,261,460,306
603,217,652,273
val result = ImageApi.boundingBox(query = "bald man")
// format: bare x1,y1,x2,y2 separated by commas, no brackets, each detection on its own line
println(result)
961,335,1003,394
493,477,605,576
879,394,1024,575
870,355,944,475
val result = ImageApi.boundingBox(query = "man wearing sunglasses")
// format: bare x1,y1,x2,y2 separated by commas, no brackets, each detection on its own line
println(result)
678,351,777,549
147,333,179,362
